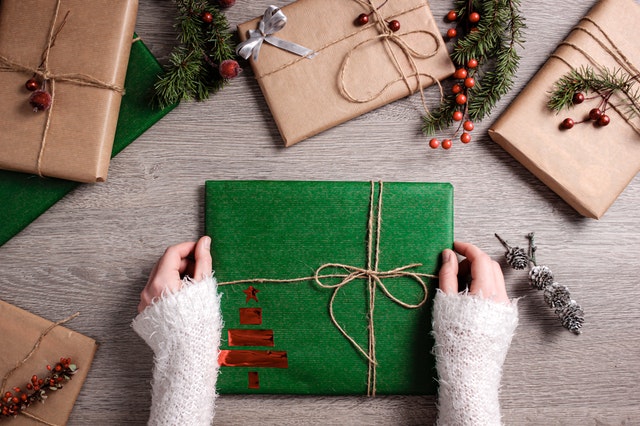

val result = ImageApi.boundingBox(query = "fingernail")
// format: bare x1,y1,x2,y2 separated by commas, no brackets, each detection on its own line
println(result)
442,249,451,263
204,236,211,249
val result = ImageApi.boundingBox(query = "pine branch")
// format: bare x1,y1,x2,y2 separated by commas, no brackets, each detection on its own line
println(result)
421,93,459,135
548,66,640,118
423,0,525,141
153,0,237,109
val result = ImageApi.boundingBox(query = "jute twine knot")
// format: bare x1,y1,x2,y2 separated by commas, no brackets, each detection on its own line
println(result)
339,0,444,112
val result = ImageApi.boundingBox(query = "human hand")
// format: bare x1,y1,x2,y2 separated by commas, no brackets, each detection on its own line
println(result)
138,236,212,313
438,241,510,304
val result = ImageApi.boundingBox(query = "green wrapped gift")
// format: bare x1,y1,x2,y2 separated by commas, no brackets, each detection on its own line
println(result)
205,180,453,395
0,37,177,247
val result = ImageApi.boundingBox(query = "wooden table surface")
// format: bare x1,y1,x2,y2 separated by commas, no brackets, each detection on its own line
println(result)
1,0,639,424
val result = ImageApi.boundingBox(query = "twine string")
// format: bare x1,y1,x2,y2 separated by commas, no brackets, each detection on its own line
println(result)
218,181,436,396
550,16,640,135
0,0,125,177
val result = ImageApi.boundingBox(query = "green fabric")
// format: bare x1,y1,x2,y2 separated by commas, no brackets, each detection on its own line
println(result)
0,38,177,247
205,180,453,395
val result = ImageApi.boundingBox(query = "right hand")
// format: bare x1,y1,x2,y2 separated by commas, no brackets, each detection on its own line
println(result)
438,241,510,304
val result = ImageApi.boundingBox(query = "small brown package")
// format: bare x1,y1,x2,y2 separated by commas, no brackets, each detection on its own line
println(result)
0,0,138,183
237,0,454,147
489,0,640,219
0,299,97,425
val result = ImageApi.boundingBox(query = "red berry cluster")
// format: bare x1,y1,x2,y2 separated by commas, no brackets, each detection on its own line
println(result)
429,9,481,150
560,91,611,130
24,77,52,112
353,0,399,32
1,358,76,418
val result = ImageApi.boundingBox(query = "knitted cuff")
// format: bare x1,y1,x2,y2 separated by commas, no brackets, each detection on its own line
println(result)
132,276,223,426
432,290,518,426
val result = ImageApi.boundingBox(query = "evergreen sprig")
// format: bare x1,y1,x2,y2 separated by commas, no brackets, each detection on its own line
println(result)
548,65,640,118
154,0,236,109
422,0,525,137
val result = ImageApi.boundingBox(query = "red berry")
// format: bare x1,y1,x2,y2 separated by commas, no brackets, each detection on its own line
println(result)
597,114,610,126
442,139,453,150
217,0,236,7
453,68,468,79
4,392,11,398
32,375,38,383
429,138,440,149
355,13,369,25
446,28,457,38
452,84,463,94
469,12,480,23
561,118,575,129
572,92,585,104
219,59,241,79
455,94,467,105
388,20,400,32
464,77,475,88
25,78,39,91
460,132,472,143
467,58,478,68
29,90,51,112
463,120,474,131
452,111,463,121
201,11,213,23
588,108,602,121
446,10,458,21
11,397,18,404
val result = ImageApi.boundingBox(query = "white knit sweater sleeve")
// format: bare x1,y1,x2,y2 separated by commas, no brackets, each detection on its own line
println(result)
132,276,223,426
432,290,519,426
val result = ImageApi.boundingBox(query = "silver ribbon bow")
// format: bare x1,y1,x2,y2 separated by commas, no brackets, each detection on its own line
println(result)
236,5,317,61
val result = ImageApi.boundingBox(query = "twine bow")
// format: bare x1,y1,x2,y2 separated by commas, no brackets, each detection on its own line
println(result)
338,0,443,111
219,181,437,396
236,5,317,61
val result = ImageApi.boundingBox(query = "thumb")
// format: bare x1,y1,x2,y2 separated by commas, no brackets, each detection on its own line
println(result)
438,249,459,294
193,236,213,281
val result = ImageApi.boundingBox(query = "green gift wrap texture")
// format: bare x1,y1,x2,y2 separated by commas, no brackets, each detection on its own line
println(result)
205,180,453,395
0,38,177,246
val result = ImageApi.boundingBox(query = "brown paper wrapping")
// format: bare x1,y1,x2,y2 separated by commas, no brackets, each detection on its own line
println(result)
238,0,454,147
0,0,138,183
0,299,97,425
489,0,640,219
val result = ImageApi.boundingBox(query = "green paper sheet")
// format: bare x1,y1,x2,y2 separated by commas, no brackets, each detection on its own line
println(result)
205,180,453,395
0,38,177,247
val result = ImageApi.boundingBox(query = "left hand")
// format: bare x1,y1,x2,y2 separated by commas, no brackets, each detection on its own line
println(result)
138,236,212,313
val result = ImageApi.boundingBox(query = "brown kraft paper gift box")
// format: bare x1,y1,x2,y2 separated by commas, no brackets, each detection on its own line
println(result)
489,0,640,219
0,299,98,425
0,0,138,183
237,0,454,147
